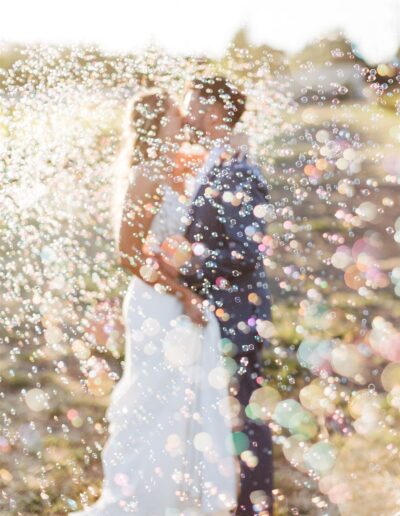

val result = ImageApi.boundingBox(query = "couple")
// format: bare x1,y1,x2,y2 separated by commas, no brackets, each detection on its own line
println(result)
72,77,273,515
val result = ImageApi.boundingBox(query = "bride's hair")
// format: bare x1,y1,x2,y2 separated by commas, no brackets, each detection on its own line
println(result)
111,88,170,245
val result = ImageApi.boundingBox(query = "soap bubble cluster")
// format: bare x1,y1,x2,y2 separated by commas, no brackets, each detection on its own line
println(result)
0,35,400,514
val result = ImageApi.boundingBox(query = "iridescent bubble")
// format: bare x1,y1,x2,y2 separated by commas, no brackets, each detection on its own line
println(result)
71,339,91,360
194,432,214,453
253,204,268,218
208,366,230,390
241,449,258,468
141,317,161,337
288,410,318,440
300,384,324,410
25,388,48,412
296,338,334,372
0,437,11,453
303,441,336,474
348,390,384,420
331,344,367,381
232,431,249,455
344,265,364,290
255,319,277,339
87,369,114,396
387,386,400,409
355,202,377,222
247,385,281,421
273,399,303,428
163,321,201,367
381,363,400,392
218,396,241,418
44,325,63,347
316,129,330,143
165,434,184,456
282,435,311,472
331,246,353,269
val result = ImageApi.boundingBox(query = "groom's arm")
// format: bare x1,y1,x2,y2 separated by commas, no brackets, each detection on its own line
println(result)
179,163,270,287
205,164,269,280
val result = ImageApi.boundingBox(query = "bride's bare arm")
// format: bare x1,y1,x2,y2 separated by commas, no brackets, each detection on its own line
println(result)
117,165,158,275
117,166,206,325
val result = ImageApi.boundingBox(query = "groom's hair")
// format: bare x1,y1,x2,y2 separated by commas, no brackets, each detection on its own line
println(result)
192,76,246,127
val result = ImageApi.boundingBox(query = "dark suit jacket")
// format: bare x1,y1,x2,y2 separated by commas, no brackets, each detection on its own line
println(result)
179,152,273,357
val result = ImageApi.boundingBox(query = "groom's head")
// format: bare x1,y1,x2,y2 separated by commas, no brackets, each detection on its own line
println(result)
184,76,246,144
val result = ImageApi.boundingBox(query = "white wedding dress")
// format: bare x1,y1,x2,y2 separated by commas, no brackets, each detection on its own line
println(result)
71,183,237,515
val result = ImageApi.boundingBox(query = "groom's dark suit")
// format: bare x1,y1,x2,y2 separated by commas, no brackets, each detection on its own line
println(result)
179,150,274,515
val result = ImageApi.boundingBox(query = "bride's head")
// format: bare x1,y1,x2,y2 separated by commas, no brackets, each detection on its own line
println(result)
127,88,183,165
111,89,182,243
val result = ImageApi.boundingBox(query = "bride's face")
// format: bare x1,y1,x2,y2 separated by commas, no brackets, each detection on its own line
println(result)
158,100,183,145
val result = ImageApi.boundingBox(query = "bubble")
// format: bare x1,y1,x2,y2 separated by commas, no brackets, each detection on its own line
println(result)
232,432,249,455
288,410,318,440
331,250,353,269
299,384,335,416
348,390,383,419
355,202,377,222
163,322,201,367
193,432,213,452
218,396,241,418
44,325,63,347
337,180,354,197
87,370,114,396
165,433,184,456
336,158,349,171
331,344,366,380
141,318,161,337
67,409,83,428
139,264,159,282
208,366,230,390
343,148,356,161
247,385,281,421
25,388,48,412
114,473,130,487
381,363,400,392
303,442,336,474
273,399,303,428
282,435,311,471
316,130,330,143
344,265,364,290
0,437,11,453
255,319,277,339
253,204,268,218
71,339,91,360
296,338,334,372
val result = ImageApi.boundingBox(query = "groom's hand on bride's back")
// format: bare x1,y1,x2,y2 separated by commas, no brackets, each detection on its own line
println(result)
155,255,180,279
154,253,207,327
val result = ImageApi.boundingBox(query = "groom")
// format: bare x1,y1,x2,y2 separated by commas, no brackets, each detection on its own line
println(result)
161,76,274,515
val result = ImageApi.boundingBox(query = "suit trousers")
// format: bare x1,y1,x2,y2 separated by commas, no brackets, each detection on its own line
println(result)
231,350,274,515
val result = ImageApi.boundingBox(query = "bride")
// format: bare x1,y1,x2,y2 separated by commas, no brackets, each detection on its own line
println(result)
71,89,237,515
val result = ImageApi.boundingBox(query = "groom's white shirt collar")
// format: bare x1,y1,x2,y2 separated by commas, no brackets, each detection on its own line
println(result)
187,145,225,203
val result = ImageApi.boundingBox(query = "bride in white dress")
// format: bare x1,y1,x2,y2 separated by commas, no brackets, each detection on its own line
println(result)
71,89,237,515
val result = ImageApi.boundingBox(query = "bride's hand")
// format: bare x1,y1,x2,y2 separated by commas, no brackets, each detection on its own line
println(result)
156,255,180,280
182,292,207,327
159,235,192,269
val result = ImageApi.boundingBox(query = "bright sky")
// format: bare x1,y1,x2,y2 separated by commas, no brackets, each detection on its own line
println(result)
2,0,400,63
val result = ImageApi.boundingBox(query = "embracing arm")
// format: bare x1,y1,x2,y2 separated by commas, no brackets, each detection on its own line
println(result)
117,165,158,276
117,166,207,325
181,165,269,286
